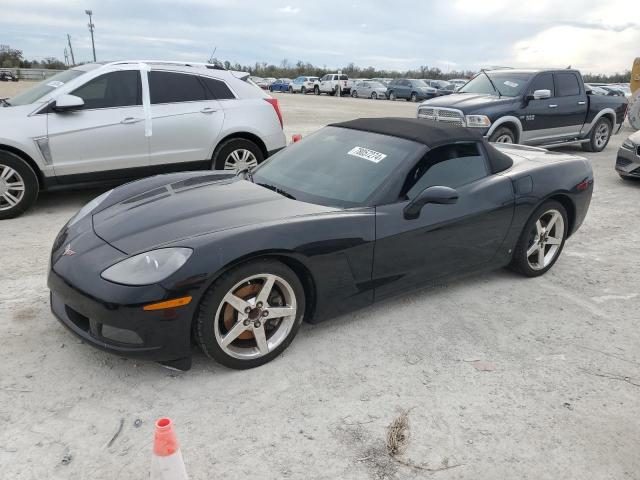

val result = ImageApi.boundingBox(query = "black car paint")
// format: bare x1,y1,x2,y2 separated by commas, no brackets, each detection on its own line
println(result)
420,69,627,143
48,141,593,369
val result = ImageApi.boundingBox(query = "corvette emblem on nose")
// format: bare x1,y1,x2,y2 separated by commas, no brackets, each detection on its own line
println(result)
63,244,75,256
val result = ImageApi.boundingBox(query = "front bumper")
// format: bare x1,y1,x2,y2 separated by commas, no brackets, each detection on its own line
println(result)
49,270,195,367
616,144,640,177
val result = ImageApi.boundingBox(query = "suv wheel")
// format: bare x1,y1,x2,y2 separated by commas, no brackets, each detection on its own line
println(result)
351,90,358,98
301,86,307,94
489,126,516,144
314,86,320,95
0,151,39,220
212,138,263,172
582,117,611,152
410,92,418,102
288,86,294,94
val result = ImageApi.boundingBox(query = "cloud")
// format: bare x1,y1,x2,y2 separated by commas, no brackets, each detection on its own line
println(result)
277,5,300,14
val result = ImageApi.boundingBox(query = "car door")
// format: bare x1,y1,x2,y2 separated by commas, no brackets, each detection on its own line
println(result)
399,80,411,99
147,70,224,167
551,72,588,135
373,142,514,300
521,72,562,143
46,68,149,177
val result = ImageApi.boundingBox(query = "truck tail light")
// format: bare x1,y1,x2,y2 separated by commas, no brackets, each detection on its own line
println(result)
264,98,283,129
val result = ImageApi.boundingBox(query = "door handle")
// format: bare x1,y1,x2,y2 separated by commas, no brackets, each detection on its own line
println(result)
121,117,142,124
200,107,217,114
548,104,558,108
578,101,586,105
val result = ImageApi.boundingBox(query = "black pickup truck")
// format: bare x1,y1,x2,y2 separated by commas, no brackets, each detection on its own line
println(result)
417,68,628,152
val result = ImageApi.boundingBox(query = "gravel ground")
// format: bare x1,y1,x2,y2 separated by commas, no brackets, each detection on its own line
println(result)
1,83,639,480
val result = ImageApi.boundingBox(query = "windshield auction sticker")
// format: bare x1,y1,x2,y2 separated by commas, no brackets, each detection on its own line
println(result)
46,81,64,88
348,146,387,163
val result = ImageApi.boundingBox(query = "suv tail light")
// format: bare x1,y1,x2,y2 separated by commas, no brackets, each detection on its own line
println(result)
264,98,283,129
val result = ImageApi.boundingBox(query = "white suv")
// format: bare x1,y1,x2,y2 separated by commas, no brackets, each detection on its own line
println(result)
0,61,286,219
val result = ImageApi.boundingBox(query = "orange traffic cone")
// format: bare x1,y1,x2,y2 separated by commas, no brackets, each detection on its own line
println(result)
150,418,188,479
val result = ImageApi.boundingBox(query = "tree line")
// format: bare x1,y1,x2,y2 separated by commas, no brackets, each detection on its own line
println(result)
1,45,631,83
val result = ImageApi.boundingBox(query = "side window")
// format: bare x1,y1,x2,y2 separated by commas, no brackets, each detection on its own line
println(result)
148,71,208,104
529,73,555,96
201,77,235,100
320,75,328,82
403,143,489,199
339,75,348,80
71,70,141,109
555,73,580,97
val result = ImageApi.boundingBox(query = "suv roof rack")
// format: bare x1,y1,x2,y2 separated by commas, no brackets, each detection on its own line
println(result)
106,60,226,70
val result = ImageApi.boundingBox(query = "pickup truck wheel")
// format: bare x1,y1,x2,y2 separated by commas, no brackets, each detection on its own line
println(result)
389,91,396,101
329,88,336,96
582,117,611,152
489,126,515,143
0,151,39,220
314,86,320,95
509,200,568,277
410,92,418,102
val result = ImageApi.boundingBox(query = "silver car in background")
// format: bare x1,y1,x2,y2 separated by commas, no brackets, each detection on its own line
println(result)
350,80,388,99
616,131,640,180
0,60,286,219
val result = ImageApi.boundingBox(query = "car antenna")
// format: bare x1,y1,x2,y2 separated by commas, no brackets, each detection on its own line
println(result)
480,69,501,98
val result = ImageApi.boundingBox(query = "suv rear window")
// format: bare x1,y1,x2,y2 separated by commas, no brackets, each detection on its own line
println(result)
201,77,235,100
149,71,207,104
555,73,581,97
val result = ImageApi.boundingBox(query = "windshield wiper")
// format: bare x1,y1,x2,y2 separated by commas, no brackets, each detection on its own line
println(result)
0,98,11,107
481,69,501,98
256,182,296,200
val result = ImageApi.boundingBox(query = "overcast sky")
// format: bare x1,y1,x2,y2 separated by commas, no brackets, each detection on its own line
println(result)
2,0,638,74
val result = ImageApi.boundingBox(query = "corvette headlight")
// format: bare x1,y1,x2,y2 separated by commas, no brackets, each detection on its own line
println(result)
67,189,113,227
622,139,636,150
465,115,492,128
101,248,193,286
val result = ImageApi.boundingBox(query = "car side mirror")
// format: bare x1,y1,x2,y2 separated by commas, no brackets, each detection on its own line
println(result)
403,186,459,220
53,94,84,112
532,89,551,100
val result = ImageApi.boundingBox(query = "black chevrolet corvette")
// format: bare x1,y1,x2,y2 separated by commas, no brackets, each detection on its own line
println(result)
48,118,593,370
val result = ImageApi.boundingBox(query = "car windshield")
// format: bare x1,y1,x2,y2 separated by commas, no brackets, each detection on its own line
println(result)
8,69,85,106
413,80,429,87
459,71,534,97
430,80,449,88
252,126,421,207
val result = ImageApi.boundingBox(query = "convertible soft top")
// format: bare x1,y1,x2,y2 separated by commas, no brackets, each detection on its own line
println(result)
331,117,513,173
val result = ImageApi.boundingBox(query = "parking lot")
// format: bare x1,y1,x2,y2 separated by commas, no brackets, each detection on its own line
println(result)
1,83,639,480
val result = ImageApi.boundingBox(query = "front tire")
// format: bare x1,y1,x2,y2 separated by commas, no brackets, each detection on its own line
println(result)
582,117,612,152
389,91,396,101
288,86,293,94
0,151,38,220
489,126,516,144
195,259,306,369
212,138,263,172
301,86,307,94
509,200,568,277
351,90,358,98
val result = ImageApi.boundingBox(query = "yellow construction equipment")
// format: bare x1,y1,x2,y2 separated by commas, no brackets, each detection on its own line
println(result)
629,57,640,130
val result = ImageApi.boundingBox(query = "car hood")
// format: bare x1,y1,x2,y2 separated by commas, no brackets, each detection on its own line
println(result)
419,93,516,110
92,174,338,254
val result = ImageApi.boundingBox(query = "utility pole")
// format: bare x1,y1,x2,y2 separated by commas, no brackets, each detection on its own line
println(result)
64,48,69,66
67,34,76,66
85,9,96,62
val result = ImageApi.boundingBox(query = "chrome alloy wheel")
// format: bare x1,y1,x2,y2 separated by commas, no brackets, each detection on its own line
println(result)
594,122,610,149
526,209,565,270
0,164,25,211
494,134,514,143
223,149,258,172
214,274,298,360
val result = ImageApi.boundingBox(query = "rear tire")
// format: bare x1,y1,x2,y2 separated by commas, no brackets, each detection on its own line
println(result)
195,259,306,369
0,151,39,220
410,92,418,102
351,90,358,98
582,117,612,152
212,138,263,172
509,200,568,277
